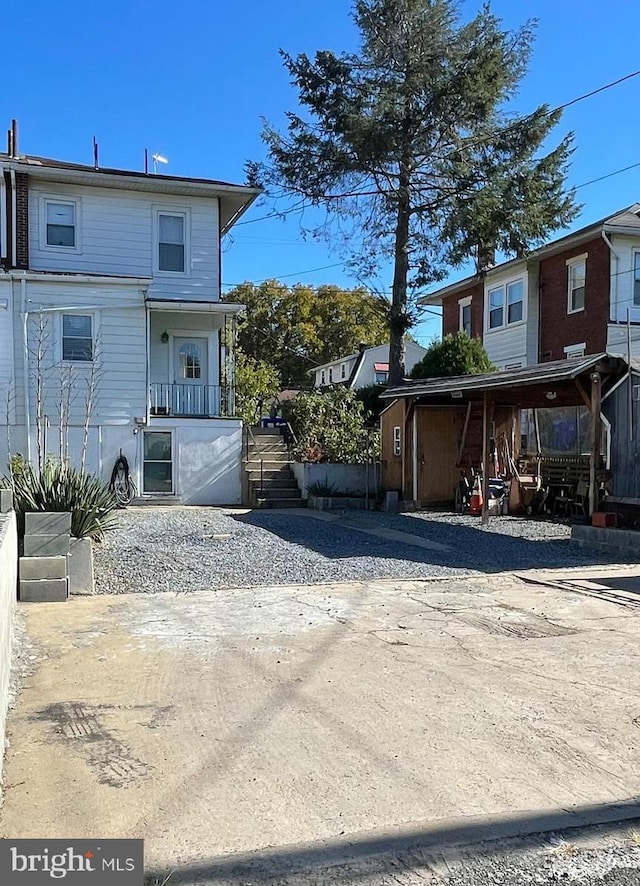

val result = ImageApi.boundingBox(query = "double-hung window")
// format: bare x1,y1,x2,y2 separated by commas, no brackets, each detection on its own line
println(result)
62,314,93,362
157,212,186,273
43,199,78,249
567,257,586,313
487,277,525,330
633,252,640,307
459,297,472,336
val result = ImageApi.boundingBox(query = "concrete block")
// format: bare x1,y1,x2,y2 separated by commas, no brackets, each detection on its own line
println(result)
19,555,67,581
68,537,94,595
383,491,399,512
23,534,70,557
0,489,12,513
25,511,72,536
19,578,68,603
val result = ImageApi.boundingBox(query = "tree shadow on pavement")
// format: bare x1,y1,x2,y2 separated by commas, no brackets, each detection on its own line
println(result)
232,510,625,575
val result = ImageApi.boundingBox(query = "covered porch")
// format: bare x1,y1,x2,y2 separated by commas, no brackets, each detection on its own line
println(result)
146,299,243,419
381,354,629,523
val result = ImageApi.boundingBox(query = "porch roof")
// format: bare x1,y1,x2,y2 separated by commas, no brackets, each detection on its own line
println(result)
145,299,244,315
381,354,629,409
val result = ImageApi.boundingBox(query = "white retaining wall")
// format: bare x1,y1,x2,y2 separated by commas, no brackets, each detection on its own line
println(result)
0,511,17,752
293,462,380,499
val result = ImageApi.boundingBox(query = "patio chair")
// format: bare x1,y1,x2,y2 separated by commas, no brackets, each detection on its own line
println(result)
568,479,589,516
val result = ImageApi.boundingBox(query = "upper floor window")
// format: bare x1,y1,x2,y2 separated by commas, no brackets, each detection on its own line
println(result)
41,198,80,251
158,213,185,272
634,251,640,307
567,256,586,313
329,367,333,383
374,362,389,385
487,277,525,331
320,370,325,385
341,363,346,379
62,314,93,362
179,343,201,379
459,297,472,335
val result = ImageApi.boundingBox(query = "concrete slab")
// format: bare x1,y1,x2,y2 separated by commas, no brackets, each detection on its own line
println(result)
68,537,94,595
2,574,640,876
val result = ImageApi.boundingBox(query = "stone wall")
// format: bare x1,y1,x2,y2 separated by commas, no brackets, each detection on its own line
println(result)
0,510,17,750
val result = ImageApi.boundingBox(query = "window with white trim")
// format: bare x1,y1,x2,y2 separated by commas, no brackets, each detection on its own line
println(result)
459,297,472,336
341,363,346,379
320,370,325,385
62,314,93,362
633,251,640,307
564,343,586,359
143,431,173,494
44,199,78,249
329,367,333,383
486,277,525,330
567,257,586,313
157,211,186,272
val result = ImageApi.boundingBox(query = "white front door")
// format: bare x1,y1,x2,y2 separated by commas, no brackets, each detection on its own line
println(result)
173,336,209,415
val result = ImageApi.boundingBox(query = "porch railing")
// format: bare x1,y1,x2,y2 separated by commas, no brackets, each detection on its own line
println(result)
149,383,235,418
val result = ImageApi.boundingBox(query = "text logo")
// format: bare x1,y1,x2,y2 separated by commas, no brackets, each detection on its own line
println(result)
0,840,143,884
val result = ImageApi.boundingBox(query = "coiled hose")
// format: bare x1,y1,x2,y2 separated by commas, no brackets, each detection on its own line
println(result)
109,454,136,508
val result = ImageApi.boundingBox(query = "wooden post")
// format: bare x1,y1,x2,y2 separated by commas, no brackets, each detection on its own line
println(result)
589,372,602,516
481,390,490,525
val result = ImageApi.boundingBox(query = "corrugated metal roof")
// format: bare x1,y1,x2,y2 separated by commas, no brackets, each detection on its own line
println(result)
381,354,622,399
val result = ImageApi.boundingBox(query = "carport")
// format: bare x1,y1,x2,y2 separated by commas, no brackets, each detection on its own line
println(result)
380,354,628,522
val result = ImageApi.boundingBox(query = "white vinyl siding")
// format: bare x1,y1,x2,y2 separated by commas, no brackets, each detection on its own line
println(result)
29,185,220,301
567,256,586,313
634,251,640,307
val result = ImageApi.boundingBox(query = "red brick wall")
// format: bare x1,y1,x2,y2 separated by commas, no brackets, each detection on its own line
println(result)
441,281,484,338
15,172,28,269
538,236,609,361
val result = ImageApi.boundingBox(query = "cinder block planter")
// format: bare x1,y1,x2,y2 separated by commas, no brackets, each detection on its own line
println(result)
23,534,70,557
19,577,69,603
571,523,640,559
308,495,377,511
19,555,67,581
293,462,380,500
68,537,95,595
25,512,72,535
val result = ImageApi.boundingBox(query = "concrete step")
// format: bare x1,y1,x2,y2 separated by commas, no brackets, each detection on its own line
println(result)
255,497,306,509
245,467,295,480
252,485,301,499
248,427,284,436
246,451,291,462
250,477,299,489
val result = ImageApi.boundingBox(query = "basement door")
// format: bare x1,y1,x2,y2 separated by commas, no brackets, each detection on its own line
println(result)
416,407,462,503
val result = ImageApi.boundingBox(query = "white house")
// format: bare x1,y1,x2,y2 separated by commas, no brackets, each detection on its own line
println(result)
311,341,429,389
0,128,260,504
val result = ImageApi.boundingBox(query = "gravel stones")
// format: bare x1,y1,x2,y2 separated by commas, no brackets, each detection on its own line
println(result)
93,507,615,595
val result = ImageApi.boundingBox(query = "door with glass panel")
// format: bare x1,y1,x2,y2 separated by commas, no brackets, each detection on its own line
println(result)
173,337,209,415
143,431,173,494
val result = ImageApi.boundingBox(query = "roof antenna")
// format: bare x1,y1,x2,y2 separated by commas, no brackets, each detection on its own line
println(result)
144,148,148,175
92,136,99,169
11,119,17,158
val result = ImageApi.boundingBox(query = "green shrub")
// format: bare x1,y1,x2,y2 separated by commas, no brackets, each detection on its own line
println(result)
283,386,380,464
2,458,118,540
411,332,494,379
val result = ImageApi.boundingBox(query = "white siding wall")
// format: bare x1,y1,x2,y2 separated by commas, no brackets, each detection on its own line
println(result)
29,183,220,301
149,311,223,387
0,280,14,423
610,234,640,323
525,265,540,365
481,263,528,369
11,279,147,430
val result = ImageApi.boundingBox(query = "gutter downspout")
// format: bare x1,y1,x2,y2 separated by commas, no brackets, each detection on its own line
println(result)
0,165,6,262
601,230,620,325
21,277,31,462
9,170,17,267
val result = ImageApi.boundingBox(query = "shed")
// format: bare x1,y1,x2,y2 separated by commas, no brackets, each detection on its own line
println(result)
380,354,629,522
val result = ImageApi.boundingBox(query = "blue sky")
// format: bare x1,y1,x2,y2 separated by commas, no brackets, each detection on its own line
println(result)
4,0,639,346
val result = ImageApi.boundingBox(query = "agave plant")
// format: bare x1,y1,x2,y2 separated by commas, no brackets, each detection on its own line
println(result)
2,458,118,540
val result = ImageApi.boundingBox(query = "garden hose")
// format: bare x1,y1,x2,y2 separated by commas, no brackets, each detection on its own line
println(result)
109,454,136,508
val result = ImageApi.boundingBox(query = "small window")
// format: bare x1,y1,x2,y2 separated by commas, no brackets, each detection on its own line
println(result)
393,426,401,457
179,343,201,379
634,252,640,307
320,370,325,385
46,201,76,247
507,280,524,324
565,343,586,359
568,258,586,313
375,370,389,385
488,287,504,329
158,213,185,272
329,367,333,383
62,314,93,362
341,363,346,379
143,431,173,494
459,298,472,338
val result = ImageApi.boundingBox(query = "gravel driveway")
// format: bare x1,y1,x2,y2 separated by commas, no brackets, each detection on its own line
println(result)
93,506,621,594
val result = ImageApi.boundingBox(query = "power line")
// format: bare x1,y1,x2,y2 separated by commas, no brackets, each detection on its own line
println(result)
575,160,640,190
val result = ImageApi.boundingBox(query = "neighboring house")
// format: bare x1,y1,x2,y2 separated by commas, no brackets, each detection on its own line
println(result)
311,341,428,389
0,126,260,504
419,204,640,369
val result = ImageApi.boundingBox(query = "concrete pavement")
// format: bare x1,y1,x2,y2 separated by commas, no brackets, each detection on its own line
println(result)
2,571,640,880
